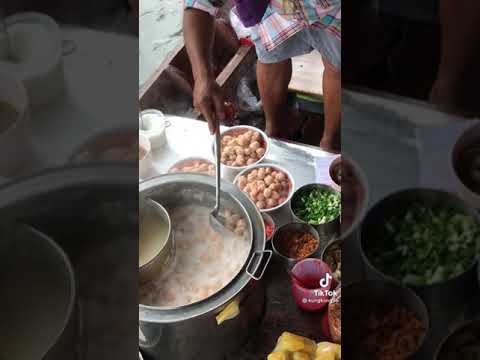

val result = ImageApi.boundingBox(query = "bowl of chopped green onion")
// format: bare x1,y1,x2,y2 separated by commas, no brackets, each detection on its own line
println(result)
361,188,480,307
290,184,341,236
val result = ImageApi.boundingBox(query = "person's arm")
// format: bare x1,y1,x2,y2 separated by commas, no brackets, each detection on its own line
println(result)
183,5,225,133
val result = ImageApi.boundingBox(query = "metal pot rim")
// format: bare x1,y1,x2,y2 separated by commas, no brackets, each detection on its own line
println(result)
138,173,267,323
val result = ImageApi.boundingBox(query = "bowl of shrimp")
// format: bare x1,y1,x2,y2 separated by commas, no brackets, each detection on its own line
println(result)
213,126,270,178
234,163,295,212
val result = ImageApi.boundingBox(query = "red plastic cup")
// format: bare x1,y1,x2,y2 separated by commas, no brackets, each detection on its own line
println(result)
291,258,333,312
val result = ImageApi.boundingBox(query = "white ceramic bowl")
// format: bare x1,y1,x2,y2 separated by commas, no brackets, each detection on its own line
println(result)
0,70,30,176
139,133,153,179
212,125,270,180
168,157,214,175
450,122,480,209
233,163,295,213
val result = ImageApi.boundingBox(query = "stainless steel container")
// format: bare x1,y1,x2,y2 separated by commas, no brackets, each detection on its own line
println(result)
271,222,321,270
139,199,174,284
321,238,342,285
290,183,340,237
0,223,76,360
139,173,271,360
339,154,370,285
342,280,430,360
360,188,480,327
451,121,480,209
435,319,480,360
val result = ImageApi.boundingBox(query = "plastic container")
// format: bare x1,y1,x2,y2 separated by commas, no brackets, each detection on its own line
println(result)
290,258,333,312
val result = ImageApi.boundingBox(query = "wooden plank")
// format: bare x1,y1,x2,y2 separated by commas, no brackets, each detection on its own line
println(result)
288,50,324,99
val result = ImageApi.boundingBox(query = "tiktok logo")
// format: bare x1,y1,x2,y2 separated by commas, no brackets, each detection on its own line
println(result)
319,273,332,288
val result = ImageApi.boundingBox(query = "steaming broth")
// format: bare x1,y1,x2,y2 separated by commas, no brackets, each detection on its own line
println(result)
139,204,250,308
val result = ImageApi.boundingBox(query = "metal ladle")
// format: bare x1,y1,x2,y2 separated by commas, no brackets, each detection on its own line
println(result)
209,122,230,234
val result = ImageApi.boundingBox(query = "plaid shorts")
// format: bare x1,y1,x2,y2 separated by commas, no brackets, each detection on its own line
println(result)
253,25,341,69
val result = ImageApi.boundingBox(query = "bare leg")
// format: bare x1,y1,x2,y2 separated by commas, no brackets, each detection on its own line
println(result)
320,57,341,150
257,59,292,138
430,0,480,117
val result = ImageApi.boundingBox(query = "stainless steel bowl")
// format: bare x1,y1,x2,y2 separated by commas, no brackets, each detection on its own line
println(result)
435,319,480,360
321,238,342,284
451,122,480,209
271,222,321,269
290,183,340,237
139,199,174,284
360,188,480,325
343,280,430,359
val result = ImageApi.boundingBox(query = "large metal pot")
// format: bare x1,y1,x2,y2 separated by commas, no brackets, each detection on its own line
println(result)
139,173,271,360
0,164,139,359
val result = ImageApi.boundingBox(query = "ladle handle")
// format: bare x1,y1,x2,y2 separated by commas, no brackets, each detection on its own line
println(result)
213,123,221,215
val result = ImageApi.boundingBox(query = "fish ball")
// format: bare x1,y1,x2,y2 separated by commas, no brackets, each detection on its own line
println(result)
256,147,265,157
266,198,277,208
257,182,266,192
238,178,247,188
264,188,272,198
264,175,274,185
237,136,247,146
256,201,266,209
235,146,244,155
252,132,261,141
257,168,266,179
250,141,260,151
276,172,286,181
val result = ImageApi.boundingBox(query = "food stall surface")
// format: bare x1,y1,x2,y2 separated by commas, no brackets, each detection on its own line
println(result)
139,116,337,359
141,115,336,229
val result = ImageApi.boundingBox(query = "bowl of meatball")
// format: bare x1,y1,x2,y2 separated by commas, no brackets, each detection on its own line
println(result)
214,126,269,177
168,157,215,176
234,164,295,212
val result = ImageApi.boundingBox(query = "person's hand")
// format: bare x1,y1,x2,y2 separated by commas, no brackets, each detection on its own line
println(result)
193,76,226,134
